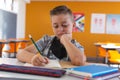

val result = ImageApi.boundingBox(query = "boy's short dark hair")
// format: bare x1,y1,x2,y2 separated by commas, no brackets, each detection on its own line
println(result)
50,5,74,21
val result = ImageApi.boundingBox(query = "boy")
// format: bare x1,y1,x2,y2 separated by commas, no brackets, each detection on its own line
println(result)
17,5,86,66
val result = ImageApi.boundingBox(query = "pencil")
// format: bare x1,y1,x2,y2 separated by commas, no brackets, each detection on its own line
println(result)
28,34,42,56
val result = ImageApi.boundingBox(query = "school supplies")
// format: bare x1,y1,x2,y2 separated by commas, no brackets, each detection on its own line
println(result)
0,64,66,77
67,64,119,78
28,34,42,56
68,71,120,80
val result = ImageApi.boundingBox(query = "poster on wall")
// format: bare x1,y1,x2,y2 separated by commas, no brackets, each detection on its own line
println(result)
106,14,120,34
73,13,85,32
90,13,106,34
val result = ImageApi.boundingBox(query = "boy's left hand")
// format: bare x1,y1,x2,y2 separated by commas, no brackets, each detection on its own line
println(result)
60,34,72,45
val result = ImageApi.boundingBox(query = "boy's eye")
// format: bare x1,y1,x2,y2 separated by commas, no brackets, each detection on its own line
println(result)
62,24,69,27
53,25,58,28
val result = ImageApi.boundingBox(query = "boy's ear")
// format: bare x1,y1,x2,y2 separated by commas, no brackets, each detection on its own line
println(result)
72,22,76,32
73,22,76,27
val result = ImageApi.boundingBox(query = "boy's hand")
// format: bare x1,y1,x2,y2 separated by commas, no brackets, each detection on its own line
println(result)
31,54,49,66
60,34,72,45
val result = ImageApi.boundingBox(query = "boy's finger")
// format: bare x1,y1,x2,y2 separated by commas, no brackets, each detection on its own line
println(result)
36,58,42,65
44,57,49,64
38,56,46,63
36,53,49,64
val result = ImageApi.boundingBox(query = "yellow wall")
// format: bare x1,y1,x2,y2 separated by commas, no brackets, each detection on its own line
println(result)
26,2,120,57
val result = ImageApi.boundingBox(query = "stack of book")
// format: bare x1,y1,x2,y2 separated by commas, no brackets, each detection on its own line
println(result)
67,64,120,80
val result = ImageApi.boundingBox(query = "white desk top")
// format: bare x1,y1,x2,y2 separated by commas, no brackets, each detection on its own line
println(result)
101,45,120,49
0,71,81,80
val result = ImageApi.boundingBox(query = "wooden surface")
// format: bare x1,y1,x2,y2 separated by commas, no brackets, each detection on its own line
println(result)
60,61,107,68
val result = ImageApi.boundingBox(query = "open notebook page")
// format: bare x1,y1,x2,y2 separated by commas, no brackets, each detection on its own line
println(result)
24,59,61,68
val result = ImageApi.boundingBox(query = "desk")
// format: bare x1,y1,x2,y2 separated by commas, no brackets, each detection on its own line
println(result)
101,45,120,64
0,58,82,80
0,39,29,57
94,42,120,63
0,58,112,80
0,58,120,80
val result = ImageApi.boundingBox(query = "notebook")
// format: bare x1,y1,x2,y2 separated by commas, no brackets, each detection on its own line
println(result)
24,59,61,68
67,64,119,78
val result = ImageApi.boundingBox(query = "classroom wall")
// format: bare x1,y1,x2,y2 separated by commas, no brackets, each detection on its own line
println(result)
25,2,120,57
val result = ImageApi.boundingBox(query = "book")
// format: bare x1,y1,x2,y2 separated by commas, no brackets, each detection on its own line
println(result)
94,71,120,80
68,71,120,80
24,59,61,68
67,64,119,78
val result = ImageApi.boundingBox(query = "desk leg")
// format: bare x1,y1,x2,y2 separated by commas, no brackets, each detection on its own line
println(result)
105,49,108,64
14,42,17,58
14,42,16,58
96,46,99,62
0,44,2,56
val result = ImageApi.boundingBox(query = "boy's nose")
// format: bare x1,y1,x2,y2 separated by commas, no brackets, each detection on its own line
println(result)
58,27,64,31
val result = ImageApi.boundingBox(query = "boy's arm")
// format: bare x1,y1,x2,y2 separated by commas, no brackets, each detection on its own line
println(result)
60,34,86,66
16,44,37,63
17,35,50,65
17,44,49,66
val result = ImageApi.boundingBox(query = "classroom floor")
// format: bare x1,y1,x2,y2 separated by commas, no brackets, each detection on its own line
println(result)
87,57,104,63
87,57,120,68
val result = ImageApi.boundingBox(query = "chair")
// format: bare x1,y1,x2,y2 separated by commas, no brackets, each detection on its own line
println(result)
96,46,108,63
0,44,4,57
16,42,28,51
2,43,18,58
108,50,120,68
97,46,107,57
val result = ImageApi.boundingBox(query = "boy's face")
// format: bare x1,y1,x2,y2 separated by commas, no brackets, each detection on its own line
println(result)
51,14,74,39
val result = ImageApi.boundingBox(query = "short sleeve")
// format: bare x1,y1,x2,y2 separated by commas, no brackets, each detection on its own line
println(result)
36,35,51,53
71,40,84,54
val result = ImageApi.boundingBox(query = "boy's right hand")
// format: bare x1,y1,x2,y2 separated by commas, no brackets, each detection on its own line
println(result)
31,54,49,66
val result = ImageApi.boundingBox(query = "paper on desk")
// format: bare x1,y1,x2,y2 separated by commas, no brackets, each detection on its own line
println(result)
24,60,61,68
